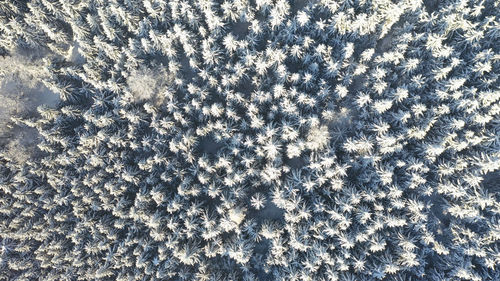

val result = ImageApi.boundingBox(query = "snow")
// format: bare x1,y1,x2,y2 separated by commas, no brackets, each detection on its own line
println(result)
484,171,500,193
126,68,167,103
291,0,318,15
231,21,251,39
66,41,85,65
252,200,285,222
423,0,439,14
198,136,223,156
0,54,59,162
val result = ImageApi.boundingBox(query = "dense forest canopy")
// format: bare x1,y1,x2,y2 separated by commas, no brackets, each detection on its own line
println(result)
0,0,499,280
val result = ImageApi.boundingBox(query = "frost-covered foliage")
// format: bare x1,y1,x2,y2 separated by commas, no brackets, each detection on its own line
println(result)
0,0,499,280
126,68,168,103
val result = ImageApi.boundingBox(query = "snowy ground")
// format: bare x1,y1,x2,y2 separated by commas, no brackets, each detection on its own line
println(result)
0,53,59,163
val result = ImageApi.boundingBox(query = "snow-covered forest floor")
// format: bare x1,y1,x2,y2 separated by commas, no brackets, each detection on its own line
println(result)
0,51,59,163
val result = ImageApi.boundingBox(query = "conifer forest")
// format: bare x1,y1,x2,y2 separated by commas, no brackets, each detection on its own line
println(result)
0,0,500,280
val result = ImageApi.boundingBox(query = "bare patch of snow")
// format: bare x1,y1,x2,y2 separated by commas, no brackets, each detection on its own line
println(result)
0,54,59,163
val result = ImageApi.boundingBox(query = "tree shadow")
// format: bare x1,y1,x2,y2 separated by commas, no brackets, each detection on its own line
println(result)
291,0,318,15
179,53,197,82
231,21,251,40
284,156,307,170
252,200,285,222
423,0,439,14
483,170,500,194
196,136,224,158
